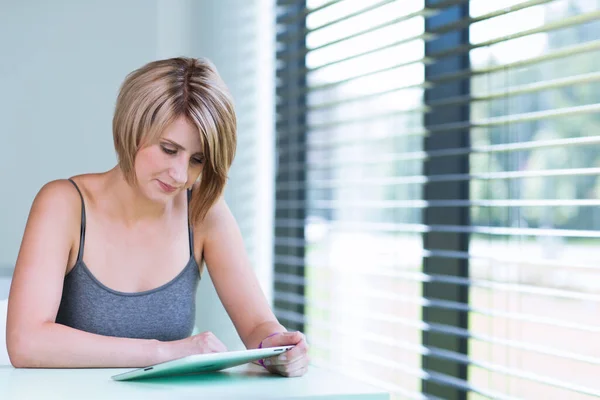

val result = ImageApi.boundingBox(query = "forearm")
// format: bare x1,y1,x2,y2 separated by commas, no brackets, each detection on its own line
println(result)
244,320,287,350
8,321,170,368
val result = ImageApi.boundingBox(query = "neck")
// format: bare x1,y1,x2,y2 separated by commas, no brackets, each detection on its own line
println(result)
105,166,173,225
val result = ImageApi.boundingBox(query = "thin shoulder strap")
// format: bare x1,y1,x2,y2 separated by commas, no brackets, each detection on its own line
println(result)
68,179,86,263
187,189,195,258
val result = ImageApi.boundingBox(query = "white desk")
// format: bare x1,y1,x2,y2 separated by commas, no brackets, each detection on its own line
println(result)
0,363,390,399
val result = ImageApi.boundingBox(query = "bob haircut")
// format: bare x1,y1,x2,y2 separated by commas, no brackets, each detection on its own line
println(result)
113,57,237,223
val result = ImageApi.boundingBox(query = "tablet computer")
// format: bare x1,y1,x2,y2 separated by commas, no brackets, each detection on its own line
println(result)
111,346,294,381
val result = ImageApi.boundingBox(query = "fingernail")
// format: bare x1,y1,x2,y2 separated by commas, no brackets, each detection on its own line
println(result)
279,355,287,361
264,360,271,366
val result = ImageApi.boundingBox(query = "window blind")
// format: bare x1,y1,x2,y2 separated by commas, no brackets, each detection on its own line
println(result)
274,0,600,399
464,1,600,399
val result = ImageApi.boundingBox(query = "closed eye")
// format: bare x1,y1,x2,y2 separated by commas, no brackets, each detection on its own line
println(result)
161,142,203,164
161,145,177,155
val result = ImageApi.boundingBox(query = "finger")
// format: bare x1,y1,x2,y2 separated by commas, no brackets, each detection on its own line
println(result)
199,332,227,353
274,361,309,378
266,337,308,364
209,337,228,353
214,337,228,352
285,360,309,378
265,331,304,347
286,366,308,378
281,355,307,371
264,353,308,374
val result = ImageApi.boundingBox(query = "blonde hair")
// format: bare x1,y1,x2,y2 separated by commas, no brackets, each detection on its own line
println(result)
113,57,237,223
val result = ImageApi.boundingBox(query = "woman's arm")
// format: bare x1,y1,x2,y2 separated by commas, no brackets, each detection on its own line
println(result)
6,180,166,368
199,197,286,349
199,197,310,377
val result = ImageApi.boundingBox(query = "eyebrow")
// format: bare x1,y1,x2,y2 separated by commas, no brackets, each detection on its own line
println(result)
163,139,204,156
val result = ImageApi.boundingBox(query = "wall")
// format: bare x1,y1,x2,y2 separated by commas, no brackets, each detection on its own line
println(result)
0,0,159,297
0,0,157,274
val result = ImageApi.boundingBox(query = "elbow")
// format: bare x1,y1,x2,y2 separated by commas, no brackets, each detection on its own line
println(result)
8,355,29,369
7,329,37,368
7,339,30,368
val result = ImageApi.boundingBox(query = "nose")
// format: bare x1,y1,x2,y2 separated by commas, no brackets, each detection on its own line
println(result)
168,157,188,185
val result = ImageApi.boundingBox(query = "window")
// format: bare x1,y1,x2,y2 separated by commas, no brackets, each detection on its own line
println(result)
275,1,600,398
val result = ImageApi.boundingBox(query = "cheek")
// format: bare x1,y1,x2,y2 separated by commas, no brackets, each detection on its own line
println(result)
135,149,165,177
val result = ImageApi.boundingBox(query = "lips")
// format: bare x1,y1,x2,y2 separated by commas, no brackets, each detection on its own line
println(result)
157,180,178,193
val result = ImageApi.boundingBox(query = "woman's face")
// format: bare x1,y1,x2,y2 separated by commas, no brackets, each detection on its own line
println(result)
134,116,204,202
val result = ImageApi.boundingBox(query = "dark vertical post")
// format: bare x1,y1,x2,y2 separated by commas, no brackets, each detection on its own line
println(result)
422,1,471,399
274,0,308,332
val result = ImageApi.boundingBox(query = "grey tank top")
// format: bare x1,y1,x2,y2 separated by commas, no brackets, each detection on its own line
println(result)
55,179,200,342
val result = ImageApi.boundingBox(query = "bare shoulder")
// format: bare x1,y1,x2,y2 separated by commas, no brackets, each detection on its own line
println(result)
194,195,235,236
11,179,82,282
192,195,239,255
31,179,82,217
25,178,84,247
203,196,229,225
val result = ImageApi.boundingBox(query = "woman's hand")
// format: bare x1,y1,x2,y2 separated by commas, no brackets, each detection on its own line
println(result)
259,331,310,377
185,331,229,354
161,331,228,362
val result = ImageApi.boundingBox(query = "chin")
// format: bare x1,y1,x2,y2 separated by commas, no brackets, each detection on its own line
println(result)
150,192,172,203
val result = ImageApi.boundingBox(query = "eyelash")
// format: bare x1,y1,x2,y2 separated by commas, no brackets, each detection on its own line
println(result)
161,145,203,164
161,146,176,155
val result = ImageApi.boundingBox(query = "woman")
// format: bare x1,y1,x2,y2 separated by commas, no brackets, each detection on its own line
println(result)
6,57,309,377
